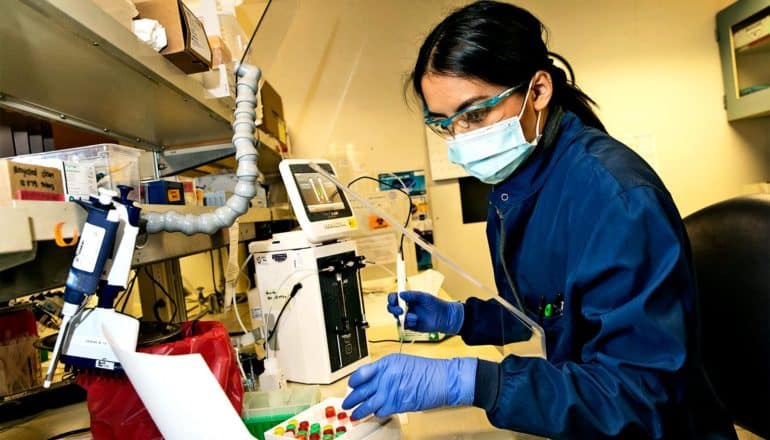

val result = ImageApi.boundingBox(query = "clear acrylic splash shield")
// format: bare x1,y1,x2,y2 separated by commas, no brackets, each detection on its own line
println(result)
495,298,545,360
308,162,546,359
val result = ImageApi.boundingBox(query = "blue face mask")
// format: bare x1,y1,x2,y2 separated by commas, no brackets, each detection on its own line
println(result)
447,81,542,184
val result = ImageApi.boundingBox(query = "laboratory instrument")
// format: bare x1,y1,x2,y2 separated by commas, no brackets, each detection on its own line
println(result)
249,159,369,384
280,159,358,243
43,186,141,387
308,162,547,358
43,63,262,387
395,252,407,331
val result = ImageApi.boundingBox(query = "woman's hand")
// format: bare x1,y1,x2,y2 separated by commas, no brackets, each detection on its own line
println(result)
341,353,476,420
387,291,465,334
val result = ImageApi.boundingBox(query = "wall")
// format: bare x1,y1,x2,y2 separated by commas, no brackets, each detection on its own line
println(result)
188,0,770,302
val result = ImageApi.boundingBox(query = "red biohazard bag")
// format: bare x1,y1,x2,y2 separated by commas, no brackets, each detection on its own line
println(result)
76,320,243,439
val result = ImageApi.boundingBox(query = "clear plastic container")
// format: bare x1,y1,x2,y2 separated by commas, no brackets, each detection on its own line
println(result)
14,144,142,200
242,386,320,440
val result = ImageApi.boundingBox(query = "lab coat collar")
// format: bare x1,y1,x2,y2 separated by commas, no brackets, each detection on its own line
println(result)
489,107,581,205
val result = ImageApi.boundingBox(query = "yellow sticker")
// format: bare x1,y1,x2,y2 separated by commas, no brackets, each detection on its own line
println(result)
167,189,181,202
348,218,358,228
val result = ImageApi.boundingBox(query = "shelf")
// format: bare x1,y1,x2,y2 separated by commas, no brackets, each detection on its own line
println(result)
0,0,235,148
735,36,770,55
0,200,293,253
157,127,284,180
0,201,295,302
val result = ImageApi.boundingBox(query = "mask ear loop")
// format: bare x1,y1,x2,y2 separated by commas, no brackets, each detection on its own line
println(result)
519,78,543,146
517,79,534,119
532,110,543,146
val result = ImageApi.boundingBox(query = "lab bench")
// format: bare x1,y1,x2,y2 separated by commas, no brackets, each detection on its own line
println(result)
313,320,544,440
0,290,544,439
0,330,543,440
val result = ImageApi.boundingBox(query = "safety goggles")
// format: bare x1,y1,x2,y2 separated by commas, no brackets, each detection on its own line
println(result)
423,83,524,139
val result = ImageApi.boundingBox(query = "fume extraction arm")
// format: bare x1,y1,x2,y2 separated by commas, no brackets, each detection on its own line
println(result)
144,64,261,235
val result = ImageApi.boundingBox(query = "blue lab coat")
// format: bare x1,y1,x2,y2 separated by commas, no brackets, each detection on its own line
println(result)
461,110,737,439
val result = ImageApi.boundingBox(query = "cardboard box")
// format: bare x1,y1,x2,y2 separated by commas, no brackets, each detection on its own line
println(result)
164,175,197,205
208,36,232,67
142,180,185,205
134,0,212,73
260,81,286,143
0,160,64,206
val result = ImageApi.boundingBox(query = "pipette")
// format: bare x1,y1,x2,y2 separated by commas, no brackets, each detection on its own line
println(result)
395,252,407,329
309,162,546,358
396,251,407,353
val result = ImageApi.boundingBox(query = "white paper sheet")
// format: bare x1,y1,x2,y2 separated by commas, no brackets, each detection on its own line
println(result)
104,327,254,440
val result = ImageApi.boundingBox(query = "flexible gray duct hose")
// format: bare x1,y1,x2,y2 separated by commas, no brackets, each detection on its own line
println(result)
143,64,261,235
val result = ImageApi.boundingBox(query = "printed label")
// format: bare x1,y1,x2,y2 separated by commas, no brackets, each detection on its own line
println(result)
182,5,212,62
72,223,106,273
63,161,97,199
95,359,116,370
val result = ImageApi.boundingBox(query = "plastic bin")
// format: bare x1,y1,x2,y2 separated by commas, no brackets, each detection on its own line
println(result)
242,386,320,440
13,144,142,200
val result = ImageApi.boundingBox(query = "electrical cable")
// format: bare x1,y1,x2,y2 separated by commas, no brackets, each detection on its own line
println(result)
262,268,332,344
48,427,92,440
235,0,271,84
227,248,254,292
187,303,211,321
347,175,413,254
230,253,255,336
143,266,178,324
233,345,248,383
385,172,409,194
275,269,321,293
267,282,303,343
117,270,138,313
209,250,222,296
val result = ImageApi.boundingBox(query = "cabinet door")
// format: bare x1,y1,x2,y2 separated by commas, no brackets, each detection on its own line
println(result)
717,0,770,121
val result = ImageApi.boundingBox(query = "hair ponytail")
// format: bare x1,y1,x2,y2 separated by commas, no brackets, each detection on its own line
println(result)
411,0,606,133
545,58,606,133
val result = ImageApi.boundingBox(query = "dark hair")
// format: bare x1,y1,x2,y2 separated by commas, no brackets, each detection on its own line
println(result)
411,0,606,132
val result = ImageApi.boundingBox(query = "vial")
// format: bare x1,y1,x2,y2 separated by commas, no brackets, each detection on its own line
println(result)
324,405,336,424
337,412,349,425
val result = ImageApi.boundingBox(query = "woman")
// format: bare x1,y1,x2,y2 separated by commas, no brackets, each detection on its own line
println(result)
341,1,737,438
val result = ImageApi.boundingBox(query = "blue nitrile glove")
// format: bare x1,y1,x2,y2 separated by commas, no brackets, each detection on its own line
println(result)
387,291,464,334
341,353,476,420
